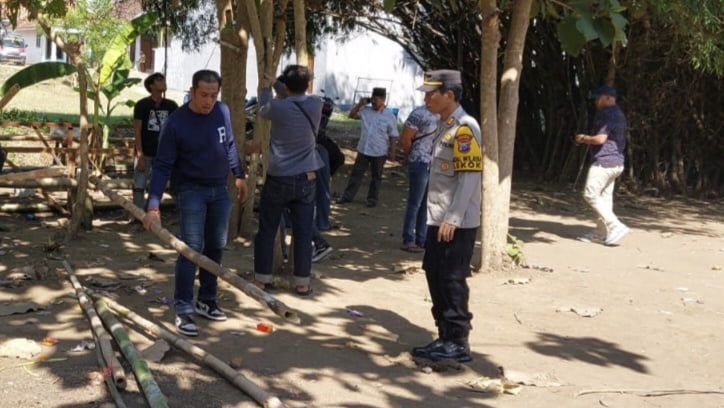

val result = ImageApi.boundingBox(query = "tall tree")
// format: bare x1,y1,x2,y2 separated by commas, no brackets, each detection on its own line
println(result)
7,0,94,238
215,0,251,239
293,0,309,66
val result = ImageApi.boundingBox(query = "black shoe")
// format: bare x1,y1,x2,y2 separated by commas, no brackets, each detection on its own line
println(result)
411,338,445,358
175,314,199,337
335,197,351,204
194,300,227,321
427,341,473,363
366,201,376,208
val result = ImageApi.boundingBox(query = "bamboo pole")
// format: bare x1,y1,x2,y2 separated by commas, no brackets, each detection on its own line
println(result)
93,338,128,408
93,336,128,408
61,260,127,389
0,177,78,188
95,295,287,408
94,298,169,408
2,146,133,155
0,167,65,182
89,175,300,323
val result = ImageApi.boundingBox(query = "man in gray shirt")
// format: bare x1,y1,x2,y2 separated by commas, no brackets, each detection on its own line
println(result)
253,65,324,296
411,70,482,363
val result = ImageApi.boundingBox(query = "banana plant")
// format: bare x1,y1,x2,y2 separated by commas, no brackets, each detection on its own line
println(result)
0,61,77,97
77,12,157,167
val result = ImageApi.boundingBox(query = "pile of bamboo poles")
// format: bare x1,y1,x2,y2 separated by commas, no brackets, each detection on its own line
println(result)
62,260,287,408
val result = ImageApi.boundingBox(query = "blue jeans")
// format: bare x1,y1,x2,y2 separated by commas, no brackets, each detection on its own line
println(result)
315,145,331,230
402,161,429,246
173,183,231,315
254,173,316,286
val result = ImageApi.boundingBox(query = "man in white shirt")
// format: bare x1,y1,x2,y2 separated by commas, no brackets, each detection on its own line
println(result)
337,87,399,208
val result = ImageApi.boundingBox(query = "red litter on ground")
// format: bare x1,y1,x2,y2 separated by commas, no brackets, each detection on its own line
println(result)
256,322,274,333
40,337,59,346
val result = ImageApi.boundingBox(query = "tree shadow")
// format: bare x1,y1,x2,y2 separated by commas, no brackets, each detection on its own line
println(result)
525,332,649,374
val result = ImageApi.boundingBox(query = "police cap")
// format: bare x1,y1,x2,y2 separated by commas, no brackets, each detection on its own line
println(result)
417,70,462,92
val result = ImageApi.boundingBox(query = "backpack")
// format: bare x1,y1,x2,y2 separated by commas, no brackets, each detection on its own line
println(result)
318,135,345,176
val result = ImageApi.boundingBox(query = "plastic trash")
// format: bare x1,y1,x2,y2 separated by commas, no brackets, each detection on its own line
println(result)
256,322,274,333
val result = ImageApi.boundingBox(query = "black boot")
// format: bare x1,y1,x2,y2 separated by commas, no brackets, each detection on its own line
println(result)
427,339,472,363
411,338,445,358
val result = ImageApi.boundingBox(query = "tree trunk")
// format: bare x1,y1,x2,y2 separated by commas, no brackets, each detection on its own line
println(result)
68,59,93,237
478,0,500,272
217,1,251,241
494,0,534,263
293,0,308,66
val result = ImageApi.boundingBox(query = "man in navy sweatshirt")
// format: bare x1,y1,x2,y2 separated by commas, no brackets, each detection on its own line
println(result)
142,70,247,337
253,65,324,296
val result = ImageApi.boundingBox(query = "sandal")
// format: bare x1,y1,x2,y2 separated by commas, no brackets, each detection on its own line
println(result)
253,280,276,291
294,286,314,297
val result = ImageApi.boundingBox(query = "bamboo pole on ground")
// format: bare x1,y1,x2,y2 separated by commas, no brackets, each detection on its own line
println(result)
94,297,169,408
61,260,127,389
93,334,128,408
89,175,300,323
95,294,287,408
0,167,65,182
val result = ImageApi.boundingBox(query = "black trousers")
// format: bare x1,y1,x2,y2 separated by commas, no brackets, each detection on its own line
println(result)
422,225,477,342
341,153,385,205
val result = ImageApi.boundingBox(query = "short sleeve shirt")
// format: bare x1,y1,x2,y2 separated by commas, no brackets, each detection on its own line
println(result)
133,97,178,157
590,105,627,167
404,107,439,163
356,107,399,157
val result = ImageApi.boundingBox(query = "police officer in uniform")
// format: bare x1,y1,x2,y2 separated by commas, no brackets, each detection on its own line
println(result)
412,70,482,363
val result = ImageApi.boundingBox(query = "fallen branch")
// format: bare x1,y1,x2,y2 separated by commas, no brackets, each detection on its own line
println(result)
95,294,286,408
94,298,168,408
576,388,724,397
89,175,300,323
61,260,127,389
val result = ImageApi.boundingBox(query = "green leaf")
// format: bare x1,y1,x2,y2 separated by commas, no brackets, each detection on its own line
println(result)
576,14,598,41
610,12,629,46
99,12,157,85
593,18,615,48
557,16,587,57
530,0,540,18
1,62,77,96
383,0,396,12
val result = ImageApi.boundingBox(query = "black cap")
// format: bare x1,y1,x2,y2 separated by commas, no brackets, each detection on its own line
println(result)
417,70,462,92
591,85,616,98
371,87,387,98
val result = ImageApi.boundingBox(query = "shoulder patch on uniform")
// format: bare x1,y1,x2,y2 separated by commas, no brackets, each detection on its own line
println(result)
452,125,483,172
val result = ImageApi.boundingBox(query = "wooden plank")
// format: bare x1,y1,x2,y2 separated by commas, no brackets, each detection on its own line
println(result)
3,146,134,155
0,167,65,182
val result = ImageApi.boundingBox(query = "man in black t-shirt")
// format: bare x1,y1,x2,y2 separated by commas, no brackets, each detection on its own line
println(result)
132,72,178,215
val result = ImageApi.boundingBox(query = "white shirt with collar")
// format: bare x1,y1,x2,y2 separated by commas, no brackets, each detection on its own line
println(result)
356,106,399,157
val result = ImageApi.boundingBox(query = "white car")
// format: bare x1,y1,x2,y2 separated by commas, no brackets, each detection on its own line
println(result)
0,33,27,65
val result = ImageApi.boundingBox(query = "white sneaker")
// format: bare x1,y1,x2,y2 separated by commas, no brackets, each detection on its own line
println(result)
577,232,604,243
605,224,630,246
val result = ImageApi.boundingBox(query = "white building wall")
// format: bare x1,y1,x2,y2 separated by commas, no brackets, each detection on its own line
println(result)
14,28,43,65
155,30,424,121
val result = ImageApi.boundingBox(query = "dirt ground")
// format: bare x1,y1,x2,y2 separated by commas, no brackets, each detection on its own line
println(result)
1,128,724,408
